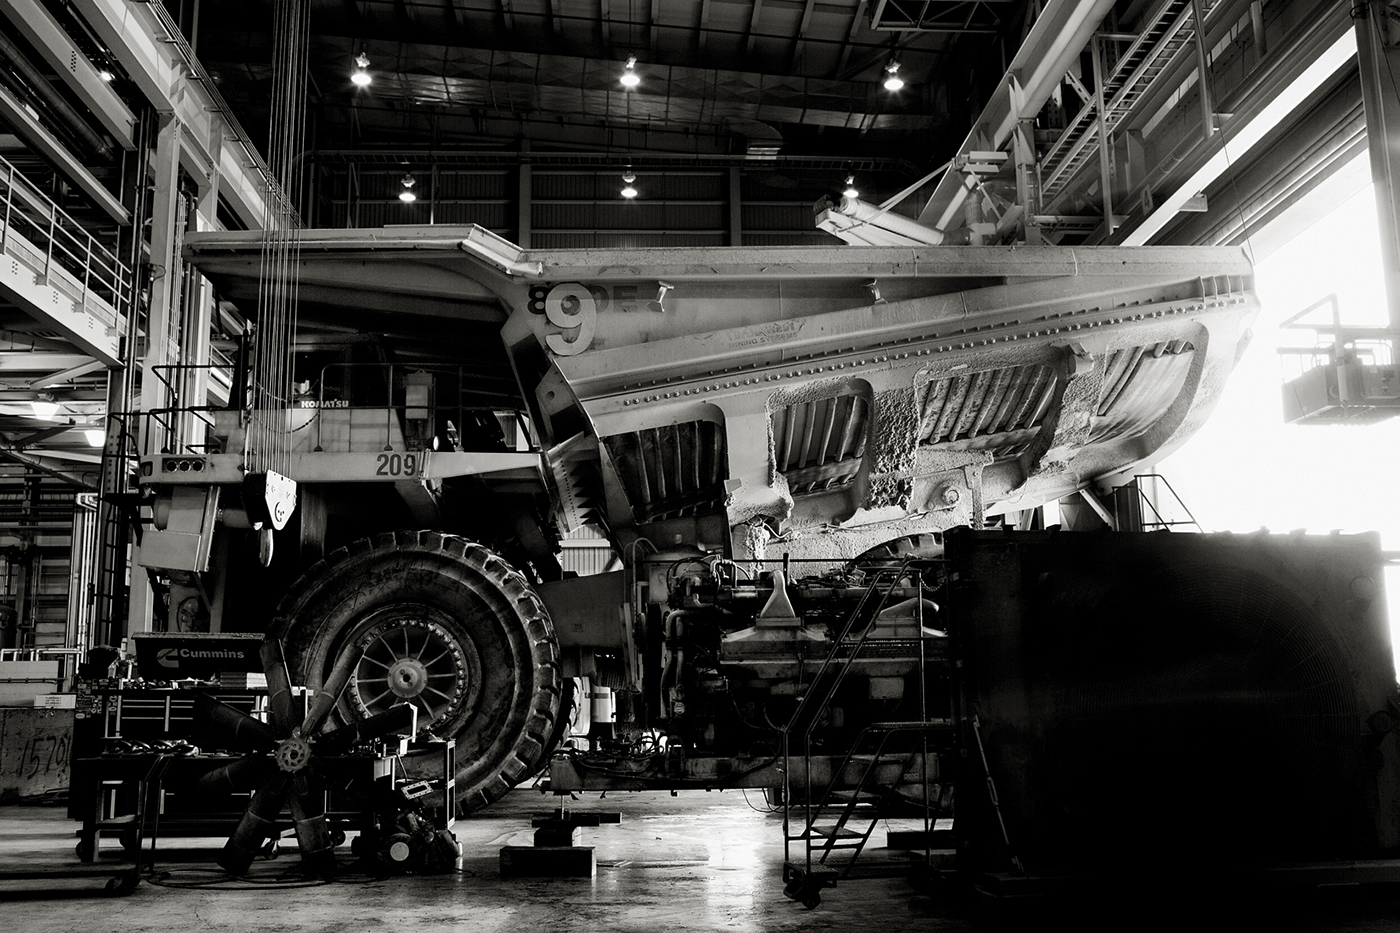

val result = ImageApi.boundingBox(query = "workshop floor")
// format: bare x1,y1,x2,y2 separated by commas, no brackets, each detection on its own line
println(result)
4,789,1400,932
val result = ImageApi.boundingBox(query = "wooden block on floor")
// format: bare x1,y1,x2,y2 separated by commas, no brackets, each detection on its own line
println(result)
534,824,582,847
500,845,596,878
887,828,955,849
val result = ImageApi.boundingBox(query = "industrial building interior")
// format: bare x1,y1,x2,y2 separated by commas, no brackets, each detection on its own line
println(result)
3,0,1400,928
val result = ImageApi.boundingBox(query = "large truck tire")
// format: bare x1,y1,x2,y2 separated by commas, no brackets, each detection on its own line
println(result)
271,530,562,812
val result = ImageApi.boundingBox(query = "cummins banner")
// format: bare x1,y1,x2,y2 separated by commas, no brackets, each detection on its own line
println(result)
133,633,265,678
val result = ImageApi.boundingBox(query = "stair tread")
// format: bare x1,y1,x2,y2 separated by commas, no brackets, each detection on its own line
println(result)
786,862,841,878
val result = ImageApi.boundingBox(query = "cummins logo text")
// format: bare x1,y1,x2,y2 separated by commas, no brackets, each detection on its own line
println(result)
155,647,248,668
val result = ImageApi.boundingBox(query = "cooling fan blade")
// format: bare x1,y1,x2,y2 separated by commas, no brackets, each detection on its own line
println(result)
217,774,291,875
197,752,275,795
287,778,336,876
261,638,297,738
301,642,364,736
197,640,423,877
318,702,418,755
192,694,275,752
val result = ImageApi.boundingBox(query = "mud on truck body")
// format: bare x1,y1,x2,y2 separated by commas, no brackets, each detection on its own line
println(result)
130,226,1258,813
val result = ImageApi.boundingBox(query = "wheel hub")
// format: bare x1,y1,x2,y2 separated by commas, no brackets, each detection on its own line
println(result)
387,657,429,698
345,613,480,731
275,735,312,772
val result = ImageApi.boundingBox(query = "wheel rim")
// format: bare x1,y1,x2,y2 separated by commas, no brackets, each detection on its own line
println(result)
345,606,483,730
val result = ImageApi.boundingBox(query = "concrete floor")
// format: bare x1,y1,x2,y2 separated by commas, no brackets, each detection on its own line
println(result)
3,789,1400,931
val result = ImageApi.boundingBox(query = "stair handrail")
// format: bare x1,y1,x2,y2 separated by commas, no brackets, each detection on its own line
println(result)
784,561,916,743
781,560,923,880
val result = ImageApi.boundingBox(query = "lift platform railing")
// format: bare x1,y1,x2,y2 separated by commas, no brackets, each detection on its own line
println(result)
147,361,233,456
0,156,133,326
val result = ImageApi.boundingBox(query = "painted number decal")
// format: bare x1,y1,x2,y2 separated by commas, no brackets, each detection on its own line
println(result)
375,452,419,477
543,283,597,356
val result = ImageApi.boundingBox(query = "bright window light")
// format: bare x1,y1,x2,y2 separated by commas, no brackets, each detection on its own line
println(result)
1158,182,1400,672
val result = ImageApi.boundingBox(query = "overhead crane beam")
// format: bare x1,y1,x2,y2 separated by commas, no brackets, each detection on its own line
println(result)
73,0,276,231
0,0,136,149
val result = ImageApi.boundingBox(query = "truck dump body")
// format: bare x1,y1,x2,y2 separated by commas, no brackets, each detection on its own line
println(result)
183,226,1257,561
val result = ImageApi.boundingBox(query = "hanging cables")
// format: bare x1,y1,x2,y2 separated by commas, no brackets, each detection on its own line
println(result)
250,0,310,477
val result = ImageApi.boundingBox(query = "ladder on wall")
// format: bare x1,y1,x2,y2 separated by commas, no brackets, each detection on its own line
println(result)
91,413,142,647
780,561,952,909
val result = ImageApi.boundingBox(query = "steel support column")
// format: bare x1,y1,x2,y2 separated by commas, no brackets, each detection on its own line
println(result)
127,114,185,638
1355,1,1400,328
729,167,743,246
518,161,532,249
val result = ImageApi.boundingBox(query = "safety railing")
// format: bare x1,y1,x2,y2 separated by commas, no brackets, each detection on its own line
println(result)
308,362,534,455
0,646,83,692
0,156,133,329
1130,472,1201,532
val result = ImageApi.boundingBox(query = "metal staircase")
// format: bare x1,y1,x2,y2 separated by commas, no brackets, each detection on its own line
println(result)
780,561,951,908
1040,0,1222,206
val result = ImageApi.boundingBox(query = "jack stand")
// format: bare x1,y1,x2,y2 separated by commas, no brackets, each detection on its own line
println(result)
498,797,621,878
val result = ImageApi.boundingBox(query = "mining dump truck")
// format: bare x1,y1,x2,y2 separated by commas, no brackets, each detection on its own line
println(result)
132,226,1259,813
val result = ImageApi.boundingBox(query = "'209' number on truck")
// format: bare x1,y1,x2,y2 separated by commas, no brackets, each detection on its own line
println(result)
376,453,418,477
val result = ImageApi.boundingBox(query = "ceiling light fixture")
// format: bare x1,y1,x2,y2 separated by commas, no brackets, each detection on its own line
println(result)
84,429,105,447
621,170,638,199
351,51,372,87
883,61,904,92
621,56,641,89
97,69,114,83
843,175,860,199
29,399,58,421
399,173,417,202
